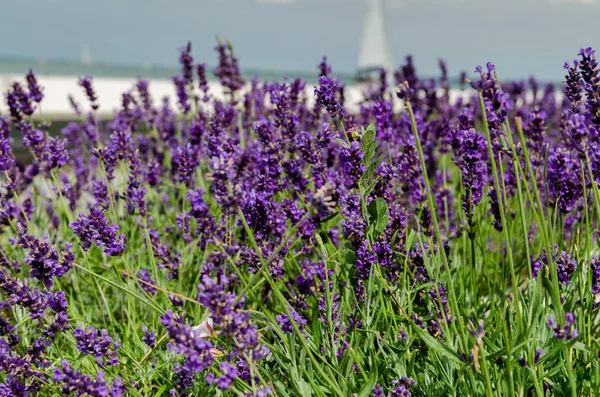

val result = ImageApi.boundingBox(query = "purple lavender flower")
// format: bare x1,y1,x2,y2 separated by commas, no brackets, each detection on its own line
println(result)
535,348,544,364
276,308,307,334
20,122,46,159
396,81,414,100
186,188,218,248
197,274,243,335
548,312,578,340
79,76,99,110
179,42,194,85
240,190,287,244
341,193,366,243
125,158,147,217
487,187,503,232
523,106,546,165
372,384,385,397
172,75,191,114
564,59,582,113
172,143,198,184
355,240,376,280
471,63,512,146
428,283,452,337
159,310,214,374
214,41,245,95
197,274,268,360
556,251,577,284
42,137,69,172
547,148,581,213
0,315,20,347
565,112,597,156
5,88,23,122
53,361,124,396
317,56,332,78
578,47,600,122
591,255,600,296
246,386,272,397
108,127,135,161
25,70,43,103
141,325,157,348
0,116,14,172
0,269,51,319
314,76,344,121
340,141,366,183
137,269,157,295
390,377,417,397
9,225,73,287
206,362,238,391
136,79,152,113
70,204,127,256
196,63,210,102
73,326,120,367
531,246,560,280
68,94,82,115
452,128,487,216
10,81,36,117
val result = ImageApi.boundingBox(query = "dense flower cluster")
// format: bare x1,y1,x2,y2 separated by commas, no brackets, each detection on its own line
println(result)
2,41,600,395
73,326,120,367
70,204,127,256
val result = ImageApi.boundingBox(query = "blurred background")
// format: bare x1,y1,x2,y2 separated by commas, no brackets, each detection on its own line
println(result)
0,0,598,116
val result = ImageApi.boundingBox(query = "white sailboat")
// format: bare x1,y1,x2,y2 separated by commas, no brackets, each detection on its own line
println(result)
356,0,393,81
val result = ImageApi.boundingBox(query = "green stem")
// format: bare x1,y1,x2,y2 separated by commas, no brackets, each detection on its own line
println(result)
477,93,522,326
405,100,473,383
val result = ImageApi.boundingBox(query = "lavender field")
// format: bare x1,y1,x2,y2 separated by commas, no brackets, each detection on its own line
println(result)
0,41,599,396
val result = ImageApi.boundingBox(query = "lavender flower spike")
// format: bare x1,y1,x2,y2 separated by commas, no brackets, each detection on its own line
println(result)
314,75,344,121
78,76,99,110
26,70,43,103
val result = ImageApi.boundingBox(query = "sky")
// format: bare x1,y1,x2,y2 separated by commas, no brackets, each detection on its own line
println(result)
0,0,599,81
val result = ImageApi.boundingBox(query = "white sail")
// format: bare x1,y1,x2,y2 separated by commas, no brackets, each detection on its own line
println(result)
358,0,393,72
81,45,93,66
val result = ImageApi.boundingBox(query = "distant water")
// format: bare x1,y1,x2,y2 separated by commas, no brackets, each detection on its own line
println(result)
0,56,354,84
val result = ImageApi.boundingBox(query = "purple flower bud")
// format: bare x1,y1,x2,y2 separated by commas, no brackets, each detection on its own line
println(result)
78,76,99,110
172,75,191,114
396,81,414,100
535,348,544,364
0,117,14,172
390,376,417,397
68,94,81,115
25,69,43,103
179,42,194,85
317,56,332,78
214,41,245,95
141,325,157,348
548,312,578,340
372,384,385,397
314,76,344,121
